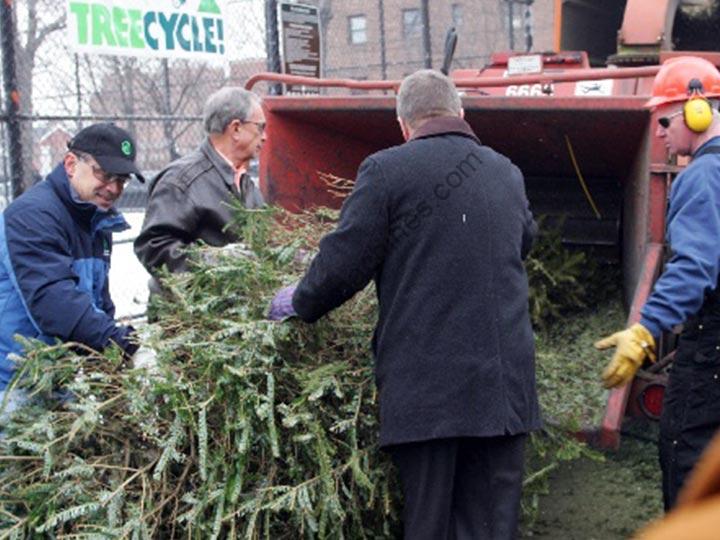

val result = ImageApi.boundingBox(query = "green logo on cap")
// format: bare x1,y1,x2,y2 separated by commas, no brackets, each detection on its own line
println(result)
121,140,133,156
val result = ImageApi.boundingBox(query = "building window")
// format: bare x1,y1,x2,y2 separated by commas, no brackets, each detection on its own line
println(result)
502,0,528,50
402,8,421,39
451,4,463,27
348,15,367,44
503,1,525,31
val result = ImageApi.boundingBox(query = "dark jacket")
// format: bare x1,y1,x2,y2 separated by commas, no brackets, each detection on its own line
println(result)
134,138,264,273
0,164,135,389
293,117,541,447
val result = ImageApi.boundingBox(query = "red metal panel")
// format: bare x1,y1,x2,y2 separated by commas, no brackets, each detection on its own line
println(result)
259,97,400,211
260,95,650,215
619,0,676,46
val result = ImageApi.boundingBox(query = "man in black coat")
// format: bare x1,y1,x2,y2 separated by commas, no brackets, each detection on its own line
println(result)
269,69,541,539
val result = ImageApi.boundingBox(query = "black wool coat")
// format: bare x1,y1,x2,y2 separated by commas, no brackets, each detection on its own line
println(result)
293,116,542,447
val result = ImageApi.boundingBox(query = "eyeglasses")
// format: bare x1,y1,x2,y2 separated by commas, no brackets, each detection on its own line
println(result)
240,119,266,135
658,111,684,129
76,154,130,186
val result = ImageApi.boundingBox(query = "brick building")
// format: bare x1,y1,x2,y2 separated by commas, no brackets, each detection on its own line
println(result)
315,0,556,81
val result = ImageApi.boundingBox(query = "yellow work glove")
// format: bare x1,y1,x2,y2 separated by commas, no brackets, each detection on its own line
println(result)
594,323,656,389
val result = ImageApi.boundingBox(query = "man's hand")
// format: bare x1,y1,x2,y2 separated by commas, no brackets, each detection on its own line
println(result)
268,284,298,321
594,323,656,389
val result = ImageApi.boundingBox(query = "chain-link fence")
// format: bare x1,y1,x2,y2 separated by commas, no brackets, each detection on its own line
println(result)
1,0,559,198
0,0,558,314
0,0,271,201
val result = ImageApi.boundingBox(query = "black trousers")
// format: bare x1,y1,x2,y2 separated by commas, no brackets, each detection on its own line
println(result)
659,320,720,511
388,434,527,540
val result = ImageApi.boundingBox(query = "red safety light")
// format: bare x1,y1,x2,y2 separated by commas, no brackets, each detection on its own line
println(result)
639,383,665,420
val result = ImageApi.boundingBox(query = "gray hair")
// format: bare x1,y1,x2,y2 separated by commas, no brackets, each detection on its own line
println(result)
203,87,262,134
396,70,462,127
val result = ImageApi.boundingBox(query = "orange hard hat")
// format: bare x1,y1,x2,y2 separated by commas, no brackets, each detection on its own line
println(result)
645,56,720,109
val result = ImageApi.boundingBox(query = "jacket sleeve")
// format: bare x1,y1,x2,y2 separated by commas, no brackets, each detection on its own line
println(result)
641,165,720,337
293,157,389,323
6,209,136,354
515,165,537,260
134,176,199,273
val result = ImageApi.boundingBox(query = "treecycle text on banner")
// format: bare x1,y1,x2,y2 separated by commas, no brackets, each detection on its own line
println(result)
66,0,226,60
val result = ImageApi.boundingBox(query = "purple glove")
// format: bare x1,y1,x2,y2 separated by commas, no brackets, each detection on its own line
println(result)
268,284,298,321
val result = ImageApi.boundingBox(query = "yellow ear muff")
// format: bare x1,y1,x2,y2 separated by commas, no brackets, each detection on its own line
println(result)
684,96,713,132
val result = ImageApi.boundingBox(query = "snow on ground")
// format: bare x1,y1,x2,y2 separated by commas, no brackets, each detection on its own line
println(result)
110,211,149,321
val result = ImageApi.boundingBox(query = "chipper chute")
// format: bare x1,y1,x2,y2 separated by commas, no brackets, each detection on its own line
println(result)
246,0,720,448
247,65,661,449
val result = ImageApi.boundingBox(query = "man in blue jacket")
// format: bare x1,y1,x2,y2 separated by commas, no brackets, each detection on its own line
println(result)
270,70,540,539
0,123,144,417
595,57,720,510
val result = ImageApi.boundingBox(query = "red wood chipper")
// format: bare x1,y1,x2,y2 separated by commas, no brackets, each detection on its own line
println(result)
247,0,720,449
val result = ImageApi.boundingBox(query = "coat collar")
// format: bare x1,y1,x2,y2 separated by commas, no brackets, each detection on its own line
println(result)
202,137,237,190
692,135,720,159
409,116,481,144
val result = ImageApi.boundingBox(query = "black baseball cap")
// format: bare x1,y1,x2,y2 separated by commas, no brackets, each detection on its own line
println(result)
67,123,145,182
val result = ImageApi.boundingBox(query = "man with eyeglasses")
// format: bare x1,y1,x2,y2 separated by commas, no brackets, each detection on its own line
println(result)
134,87,265,280
0,123,145,420
595,56,720,511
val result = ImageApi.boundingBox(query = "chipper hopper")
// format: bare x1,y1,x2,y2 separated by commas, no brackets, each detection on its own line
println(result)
246,0,720,448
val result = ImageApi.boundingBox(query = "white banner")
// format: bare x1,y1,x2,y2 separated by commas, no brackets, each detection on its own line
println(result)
66,0,226,60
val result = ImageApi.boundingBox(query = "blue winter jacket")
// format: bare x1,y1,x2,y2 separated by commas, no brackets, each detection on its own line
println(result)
641,137,720,337
0,164,136,389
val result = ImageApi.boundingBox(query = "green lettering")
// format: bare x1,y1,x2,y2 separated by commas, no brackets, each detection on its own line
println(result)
91,4,116,46
128,10,144,48
202,17,216,53
112,7,129,47
69,2,90,45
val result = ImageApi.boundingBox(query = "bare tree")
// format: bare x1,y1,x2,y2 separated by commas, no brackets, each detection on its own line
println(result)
13,0,66,190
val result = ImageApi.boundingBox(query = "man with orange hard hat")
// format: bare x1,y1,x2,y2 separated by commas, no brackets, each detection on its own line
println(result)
595,56,720,510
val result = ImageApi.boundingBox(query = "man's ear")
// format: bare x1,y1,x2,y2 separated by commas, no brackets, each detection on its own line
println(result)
64,153,77,178
226,119,241,139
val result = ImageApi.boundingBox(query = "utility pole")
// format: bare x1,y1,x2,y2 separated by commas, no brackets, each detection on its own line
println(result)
507,0,515,51
265,0,282,95
0,0,24,199
162,59,179,162
378,0,388,79
420,0,432,68
75,54,82,131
